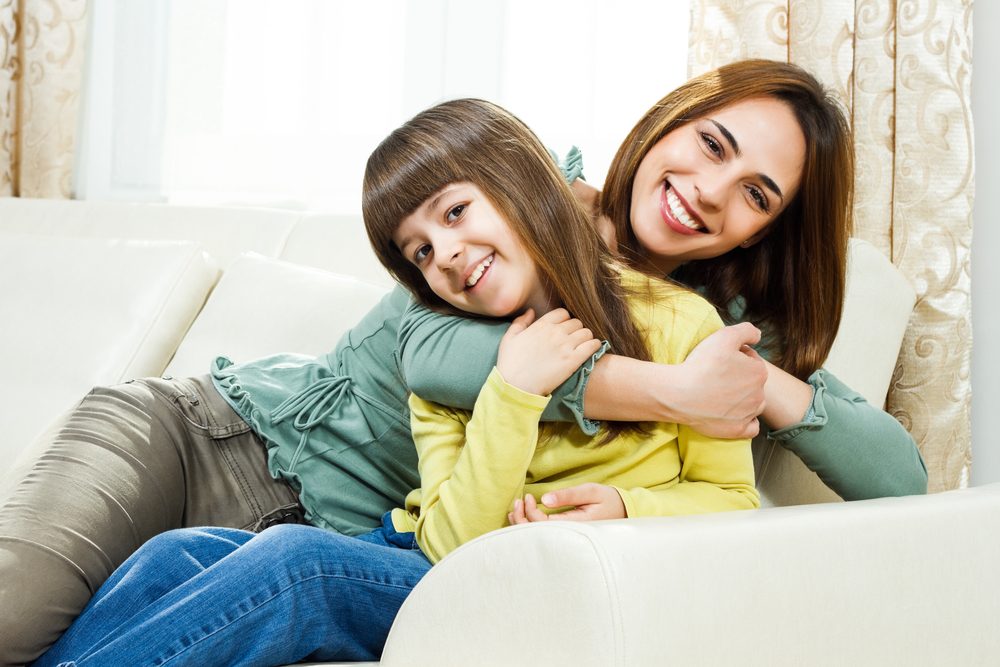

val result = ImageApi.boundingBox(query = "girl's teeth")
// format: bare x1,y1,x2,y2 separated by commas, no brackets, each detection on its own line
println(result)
466,255,493,287
666,186,704,231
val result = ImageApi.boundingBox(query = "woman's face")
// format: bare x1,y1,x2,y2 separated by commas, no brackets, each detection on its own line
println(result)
629,96,806,274
393,182,553,318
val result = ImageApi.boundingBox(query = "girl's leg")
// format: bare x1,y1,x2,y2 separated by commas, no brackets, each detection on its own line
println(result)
0,375,299,665
36,523,432,667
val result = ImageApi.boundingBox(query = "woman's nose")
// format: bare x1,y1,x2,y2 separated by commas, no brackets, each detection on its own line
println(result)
694,175,731,212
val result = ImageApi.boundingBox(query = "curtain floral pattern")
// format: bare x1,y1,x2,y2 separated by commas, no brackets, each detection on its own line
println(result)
689,0,975,493
0,0,88,198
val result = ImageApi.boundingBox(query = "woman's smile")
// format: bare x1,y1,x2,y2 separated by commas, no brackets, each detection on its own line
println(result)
660,182,707,235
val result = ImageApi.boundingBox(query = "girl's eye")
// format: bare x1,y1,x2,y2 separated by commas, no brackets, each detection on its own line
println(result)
446,204,466,223
747,185,770,213
701,132,723,157
413,244,432,264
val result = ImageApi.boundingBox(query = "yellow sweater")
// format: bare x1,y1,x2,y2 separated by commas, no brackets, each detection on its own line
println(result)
392,271,760,563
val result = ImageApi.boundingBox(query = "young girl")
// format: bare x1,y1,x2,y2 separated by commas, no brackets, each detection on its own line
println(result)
34,99,758,666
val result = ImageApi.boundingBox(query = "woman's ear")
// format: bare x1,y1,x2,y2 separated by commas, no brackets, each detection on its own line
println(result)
740,229,769,249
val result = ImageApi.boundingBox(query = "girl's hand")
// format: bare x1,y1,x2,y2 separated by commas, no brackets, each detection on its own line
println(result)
507,484,626,525
497,308,602,396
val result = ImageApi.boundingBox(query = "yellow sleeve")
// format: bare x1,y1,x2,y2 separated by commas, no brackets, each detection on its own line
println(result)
409,368,550,563
615,424,760,516
617,288,760,515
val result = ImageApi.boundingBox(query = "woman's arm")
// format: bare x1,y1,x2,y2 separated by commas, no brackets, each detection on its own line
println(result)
582,322,767,438
762,363,928,500
399,299,767,439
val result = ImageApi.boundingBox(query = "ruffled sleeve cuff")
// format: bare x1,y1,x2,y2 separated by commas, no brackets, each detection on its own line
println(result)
543,340,610,437
548,145,586,184
766,368,828,441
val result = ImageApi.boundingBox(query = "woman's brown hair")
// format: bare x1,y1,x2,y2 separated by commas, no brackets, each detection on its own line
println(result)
602,59,854,380
362,98,652,394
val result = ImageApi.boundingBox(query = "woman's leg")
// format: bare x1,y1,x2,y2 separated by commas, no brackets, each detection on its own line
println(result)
0,375,299,665
35,523,431,666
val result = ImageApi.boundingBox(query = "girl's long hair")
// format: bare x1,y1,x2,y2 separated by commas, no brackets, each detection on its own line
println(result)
363,99,652,437
602,59,854,380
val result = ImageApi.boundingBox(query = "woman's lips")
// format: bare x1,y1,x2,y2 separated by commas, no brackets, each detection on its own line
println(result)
659,182,704,236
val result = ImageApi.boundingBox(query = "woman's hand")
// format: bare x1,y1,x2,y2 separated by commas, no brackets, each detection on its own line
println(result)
497,308,602,396
672,322,768,438
507,483,626,525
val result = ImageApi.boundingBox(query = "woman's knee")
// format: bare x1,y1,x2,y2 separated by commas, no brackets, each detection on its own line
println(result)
0,540,96,665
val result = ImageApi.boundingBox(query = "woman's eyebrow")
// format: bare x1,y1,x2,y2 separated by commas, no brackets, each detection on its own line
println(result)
710,119,784,202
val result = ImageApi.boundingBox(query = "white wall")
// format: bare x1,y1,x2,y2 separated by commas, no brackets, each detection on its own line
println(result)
972,1,1000,486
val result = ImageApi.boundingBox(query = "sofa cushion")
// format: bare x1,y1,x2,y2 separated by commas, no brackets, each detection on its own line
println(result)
0,234,219,467
754,238,917,506
280,212,394,288
165,253,391,378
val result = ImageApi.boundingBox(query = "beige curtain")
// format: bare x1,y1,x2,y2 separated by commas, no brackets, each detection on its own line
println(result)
0,0,88,199
689,0,974,493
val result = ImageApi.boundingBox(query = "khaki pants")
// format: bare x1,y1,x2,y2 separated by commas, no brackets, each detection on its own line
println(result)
0,375,301,666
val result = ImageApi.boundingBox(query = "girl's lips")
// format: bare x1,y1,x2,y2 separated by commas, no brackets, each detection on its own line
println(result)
659,182,702,236
464,255,494,292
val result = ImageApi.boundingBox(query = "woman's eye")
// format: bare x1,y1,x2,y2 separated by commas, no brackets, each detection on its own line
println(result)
413,244,432,263
748,186,769,213
446,204,466,223
701,133,722,157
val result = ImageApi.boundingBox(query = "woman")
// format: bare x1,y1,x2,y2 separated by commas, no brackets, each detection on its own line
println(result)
35,97,758,667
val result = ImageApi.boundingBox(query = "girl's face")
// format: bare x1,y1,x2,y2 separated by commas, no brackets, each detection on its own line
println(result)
629,96,807,274
393,182,554,318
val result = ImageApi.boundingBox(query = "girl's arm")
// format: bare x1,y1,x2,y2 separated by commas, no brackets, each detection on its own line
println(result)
761,362,928,500
399,298,766,439
615,422,760,516
515,302,760,523
410,310,601,563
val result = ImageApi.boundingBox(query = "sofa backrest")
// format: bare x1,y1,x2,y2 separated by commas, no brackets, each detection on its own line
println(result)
0,234,218,469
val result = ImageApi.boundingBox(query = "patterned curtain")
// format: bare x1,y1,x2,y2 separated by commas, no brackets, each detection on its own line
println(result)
0,0,88,198
689,0,974,493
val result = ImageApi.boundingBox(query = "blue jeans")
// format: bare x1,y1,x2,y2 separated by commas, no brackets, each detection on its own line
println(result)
33,513,431,666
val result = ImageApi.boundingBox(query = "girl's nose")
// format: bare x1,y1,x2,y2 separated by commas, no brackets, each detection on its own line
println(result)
434,238,463,271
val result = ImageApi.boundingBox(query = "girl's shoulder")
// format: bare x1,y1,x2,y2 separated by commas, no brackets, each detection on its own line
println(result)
617,266,724,364
618,267,720,322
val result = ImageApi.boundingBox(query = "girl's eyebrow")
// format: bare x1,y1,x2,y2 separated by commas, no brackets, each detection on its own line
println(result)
709,119,784,202
427,184,461,214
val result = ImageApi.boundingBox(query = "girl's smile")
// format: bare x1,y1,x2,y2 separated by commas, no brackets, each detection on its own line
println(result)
393,182,555,318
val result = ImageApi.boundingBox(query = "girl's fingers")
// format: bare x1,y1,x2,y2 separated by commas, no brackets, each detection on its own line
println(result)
505,309,536,337
541,483,602,509
524,494,548,522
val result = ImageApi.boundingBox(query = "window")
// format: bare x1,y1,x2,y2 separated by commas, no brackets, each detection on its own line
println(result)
77,0,690,212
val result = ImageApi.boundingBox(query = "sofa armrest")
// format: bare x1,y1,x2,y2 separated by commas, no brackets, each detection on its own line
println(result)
382,485,1000,666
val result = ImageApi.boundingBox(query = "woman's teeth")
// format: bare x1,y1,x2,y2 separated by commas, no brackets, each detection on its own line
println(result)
666,185,705,232
466,255,493,287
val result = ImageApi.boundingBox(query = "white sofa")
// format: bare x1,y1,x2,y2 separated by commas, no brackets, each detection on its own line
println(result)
2,196,997,666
